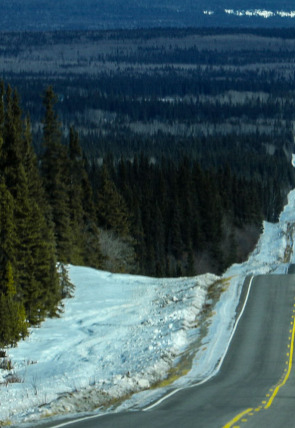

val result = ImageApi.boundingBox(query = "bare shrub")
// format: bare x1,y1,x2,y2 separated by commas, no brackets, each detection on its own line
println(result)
99,228,138,274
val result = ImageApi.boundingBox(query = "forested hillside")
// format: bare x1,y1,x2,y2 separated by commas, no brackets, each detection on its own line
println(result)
1,80,294,350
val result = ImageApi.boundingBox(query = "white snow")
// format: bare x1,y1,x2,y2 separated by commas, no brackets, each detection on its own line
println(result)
277,11,295,18
203,8,295,19
224,9,295,19
0,269,217,424
2,180,295,425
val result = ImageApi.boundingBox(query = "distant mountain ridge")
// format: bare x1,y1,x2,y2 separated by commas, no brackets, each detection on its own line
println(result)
1,0,295,30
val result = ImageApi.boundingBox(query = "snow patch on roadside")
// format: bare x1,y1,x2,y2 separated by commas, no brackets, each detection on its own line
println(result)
0,270,217,424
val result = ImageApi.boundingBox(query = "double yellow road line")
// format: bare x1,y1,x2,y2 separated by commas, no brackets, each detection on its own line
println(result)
223,297,295,428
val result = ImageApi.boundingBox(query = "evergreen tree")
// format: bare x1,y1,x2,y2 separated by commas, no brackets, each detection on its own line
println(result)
0,181,17,283
67,127,85,264
68,126,103,268
41,86,73,262
96,164,131,237
0,183,27,347
0,262,27,348
2,85,23,194
23,116,48,209
168,200,184,260
22,115,60,322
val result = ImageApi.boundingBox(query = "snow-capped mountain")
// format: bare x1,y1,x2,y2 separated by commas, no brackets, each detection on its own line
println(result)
2,0,295,30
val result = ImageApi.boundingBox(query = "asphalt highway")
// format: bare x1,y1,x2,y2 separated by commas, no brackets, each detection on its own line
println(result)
31,273,295,428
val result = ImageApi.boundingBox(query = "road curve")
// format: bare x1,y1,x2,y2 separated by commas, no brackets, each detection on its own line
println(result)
31,274,295,428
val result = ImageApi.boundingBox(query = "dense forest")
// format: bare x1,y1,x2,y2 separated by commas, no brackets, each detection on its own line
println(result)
1,79,294,348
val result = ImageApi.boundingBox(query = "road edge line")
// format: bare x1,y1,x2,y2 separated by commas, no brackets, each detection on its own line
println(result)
144,275,254,411
223,277,295,427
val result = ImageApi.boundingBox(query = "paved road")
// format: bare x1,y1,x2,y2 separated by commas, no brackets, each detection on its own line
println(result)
32,273,295,428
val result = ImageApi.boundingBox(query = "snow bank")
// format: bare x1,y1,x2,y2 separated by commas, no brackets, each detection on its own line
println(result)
0,269,217,424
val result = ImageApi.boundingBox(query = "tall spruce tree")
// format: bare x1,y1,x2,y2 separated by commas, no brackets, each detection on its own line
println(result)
96,164,131,237
67,127,85,264
68,127,103,268
41,86,73,263
22,116,60,322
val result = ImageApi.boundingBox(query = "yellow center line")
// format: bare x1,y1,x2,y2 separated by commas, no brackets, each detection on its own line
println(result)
222,297,295,427
264,307,295,409
222,408,253,428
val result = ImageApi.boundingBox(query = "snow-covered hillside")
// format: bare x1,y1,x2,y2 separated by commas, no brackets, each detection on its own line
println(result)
2,187,295,426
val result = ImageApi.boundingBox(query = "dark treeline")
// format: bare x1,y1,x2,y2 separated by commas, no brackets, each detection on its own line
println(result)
82,131,294,209
91,150,290,277
74,93,295,123
11,70,295,125
102,156,264,277
104,47,295,66
4,28,295,53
